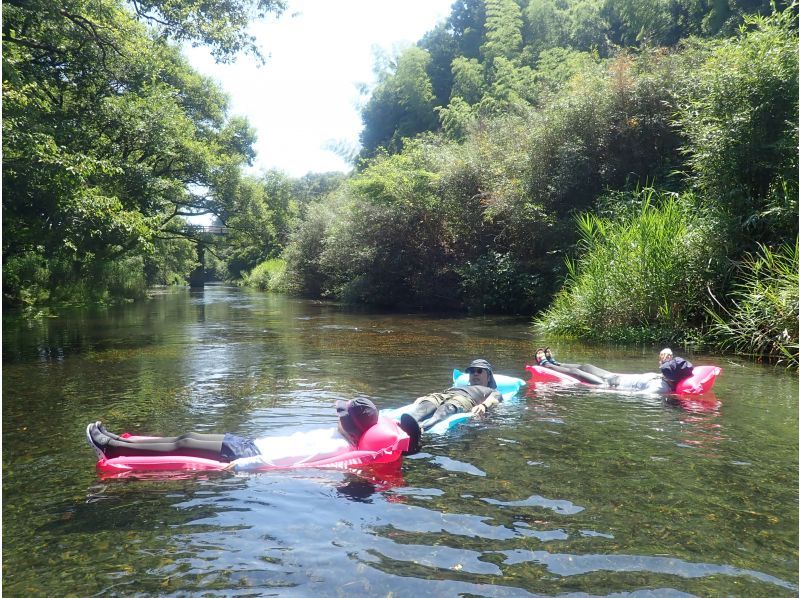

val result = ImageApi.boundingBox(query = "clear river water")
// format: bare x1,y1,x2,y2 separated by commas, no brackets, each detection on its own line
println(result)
2,284,797,596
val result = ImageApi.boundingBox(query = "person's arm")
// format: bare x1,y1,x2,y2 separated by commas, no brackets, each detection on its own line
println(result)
471,390,502,415
226,454,269,472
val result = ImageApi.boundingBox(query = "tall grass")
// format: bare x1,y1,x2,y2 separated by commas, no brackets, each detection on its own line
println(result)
536,189,717,343
243,258,287,291
707,241,799,368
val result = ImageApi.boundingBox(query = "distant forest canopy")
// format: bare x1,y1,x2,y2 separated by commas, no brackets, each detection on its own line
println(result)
3,0,797,365
358,0,787,158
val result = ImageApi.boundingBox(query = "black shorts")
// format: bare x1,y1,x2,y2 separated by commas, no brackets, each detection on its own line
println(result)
220,433,261,462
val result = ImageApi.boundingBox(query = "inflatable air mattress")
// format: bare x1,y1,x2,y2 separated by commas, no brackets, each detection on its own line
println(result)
526,364,721,395
382,369,526,434
93,417,410,476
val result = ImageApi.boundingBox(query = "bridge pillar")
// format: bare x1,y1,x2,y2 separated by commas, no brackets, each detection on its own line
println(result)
189,243,205,287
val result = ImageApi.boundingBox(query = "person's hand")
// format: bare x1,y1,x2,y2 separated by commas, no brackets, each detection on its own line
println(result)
471,403,487,416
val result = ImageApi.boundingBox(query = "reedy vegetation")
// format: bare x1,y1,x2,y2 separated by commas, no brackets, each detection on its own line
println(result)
536,190,721,344
707,242,799,368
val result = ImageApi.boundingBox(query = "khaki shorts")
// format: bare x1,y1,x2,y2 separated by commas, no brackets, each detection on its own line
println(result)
416,391,474,412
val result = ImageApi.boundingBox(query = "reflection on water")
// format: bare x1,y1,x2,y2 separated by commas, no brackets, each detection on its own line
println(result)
3,285,798,596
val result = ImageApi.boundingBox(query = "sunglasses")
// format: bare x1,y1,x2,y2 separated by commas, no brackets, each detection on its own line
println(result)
468,367,486,374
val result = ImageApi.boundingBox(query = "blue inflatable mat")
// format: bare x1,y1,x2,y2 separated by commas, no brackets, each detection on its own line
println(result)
451,369,526,399
381,370,526,435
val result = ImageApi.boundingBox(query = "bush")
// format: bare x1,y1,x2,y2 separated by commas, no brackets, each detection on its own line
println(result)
707,241,799,367
456,251,541,314
279,193,342,297
244,258,287,291
318,196,458,309
3,250,148,309
298,142,462,309
143,236,197,286
536,189,720,342
3,250,51,307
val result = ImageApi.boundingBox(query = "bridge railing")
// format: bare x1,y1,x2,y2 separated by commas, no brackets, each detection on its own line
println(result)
181,225,228,235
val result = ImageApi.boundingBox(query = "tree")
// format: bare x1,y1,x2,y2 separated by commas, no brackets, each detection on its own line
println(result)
481,0,524,64
448,0,486,59
566,0,610,54
523,0,568,62
2,0,276,304
675,7,798,250
359,47,438,158
127,0,286,62
450,56,486,104
418,22,459,108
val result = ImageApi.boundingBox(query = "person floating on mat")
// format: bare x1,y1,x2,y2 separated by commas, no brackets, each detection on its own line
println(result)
86,398,422,471
534,347,620,386
658,348,694,391
404,359,503,431
536,347,693,391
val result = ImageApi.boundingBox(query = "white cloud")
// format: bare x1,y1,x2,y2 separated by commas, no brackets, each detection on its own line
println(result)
184,0,452,178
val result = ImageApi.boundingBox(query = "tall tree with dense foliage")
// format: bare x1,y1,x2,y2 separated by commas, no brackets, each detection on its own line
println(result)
358,0,790,155
359,47,439,158
2,0,285,306
674,7,799,253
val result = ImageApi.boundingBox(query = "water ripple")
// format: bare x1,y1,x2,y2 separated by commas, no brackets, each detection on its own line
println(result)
374,504,517,540
428,455,486,476
483,495,585,515
495,550,798,591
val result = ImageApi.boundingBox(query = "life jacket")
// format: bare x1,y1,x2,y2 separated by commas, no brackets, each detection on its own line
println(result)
660,357,693,386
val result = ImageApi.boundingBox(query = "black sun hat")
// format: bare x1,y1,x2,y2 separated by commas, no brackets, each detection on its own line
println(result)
336,398,379,443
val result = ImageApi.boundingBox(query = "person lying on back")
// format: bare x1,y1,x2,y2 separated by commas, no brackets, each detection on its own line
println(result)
537,347,694,391
86,398,422,470
404,359,502,431
535,347,619,386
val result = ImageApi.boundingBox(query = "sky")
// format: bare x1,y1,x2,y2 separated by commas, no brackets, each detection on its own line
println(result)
184,0,453,179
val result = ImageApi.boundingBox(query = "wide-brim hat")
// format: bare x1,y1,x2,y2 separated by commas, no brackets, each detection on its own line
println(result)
465,358,497,389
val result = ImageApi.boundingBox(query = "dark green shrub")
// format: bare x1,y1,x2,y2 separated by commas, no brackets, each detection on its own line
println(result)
3,250,51,307
456,251,541,314
143,236,197,286
279,195,340,297
243,258,287,291
319,166,458,308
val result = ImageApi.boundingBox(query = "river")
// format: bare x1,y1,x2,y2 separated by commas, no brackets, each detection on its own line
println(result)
3,285,797,596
